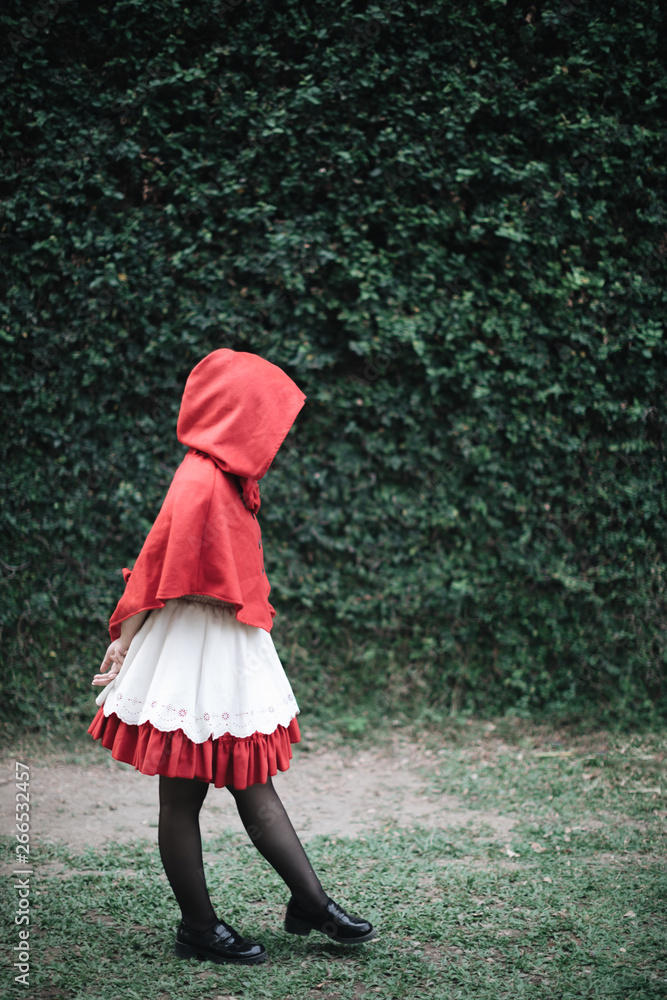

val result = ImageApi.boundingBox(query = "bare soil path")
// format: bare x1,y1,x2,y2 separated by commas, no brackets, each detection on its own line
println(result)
0,729,517,854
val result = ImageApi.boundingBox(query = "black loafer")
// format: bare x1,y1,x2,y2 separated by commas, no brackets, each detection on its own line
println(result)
284,896,376,944
174,918,268,965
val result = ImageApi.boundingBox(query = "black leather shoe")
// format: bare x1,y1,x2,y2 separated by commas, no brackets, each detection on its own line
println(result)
284,896,376,944
174,918,268,965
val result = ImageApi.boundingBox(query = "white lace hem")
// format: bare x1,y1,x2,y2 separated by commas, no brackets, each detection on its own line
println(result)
95,598,300,742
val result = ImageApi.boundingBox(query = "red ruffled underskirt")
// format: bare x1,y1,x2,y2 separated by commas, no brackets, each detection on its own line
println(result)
88,707,301,790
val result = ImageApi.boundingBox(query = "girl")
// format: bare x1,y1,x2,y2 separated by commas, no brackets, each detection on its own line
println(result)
89,348,376,966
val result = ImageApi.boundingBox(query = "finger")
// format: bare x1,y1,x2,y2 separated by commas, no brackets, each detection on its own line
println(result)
95,663,121,680
92,669,118,685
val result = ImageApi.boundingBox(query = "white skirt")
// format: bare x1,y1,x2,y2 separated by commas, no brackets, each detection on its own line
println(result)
95,598,300,743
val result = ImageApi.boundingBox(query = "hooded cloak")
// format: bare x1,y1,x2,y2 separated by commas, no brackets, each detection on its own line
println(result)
108,349,306,641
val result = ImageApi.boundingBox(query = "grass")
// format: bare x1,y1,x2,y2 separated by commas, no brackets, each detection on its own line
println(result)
1,717,666,999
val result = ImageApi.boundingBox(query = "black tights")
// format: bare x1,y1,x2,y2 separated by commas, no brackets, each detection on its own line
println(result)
158,774,328,932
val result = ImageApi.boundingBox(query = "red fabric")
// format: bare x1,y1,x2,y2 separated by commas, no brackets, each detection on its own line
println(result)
88,707,301,789
108,349,306,640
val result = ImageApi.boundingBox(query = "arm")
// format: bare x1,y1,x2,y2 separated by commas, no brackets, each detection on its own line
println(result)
91,609,150,687
119,608,150,647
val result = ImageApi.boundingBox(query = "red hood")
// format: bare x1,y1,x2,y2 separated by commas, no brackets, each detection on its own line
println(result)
107,350,307,640
177,348,306,481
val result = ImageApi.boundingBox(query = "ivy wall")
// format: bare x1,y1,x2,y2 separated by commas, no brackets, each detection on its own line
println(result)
1,0,665,731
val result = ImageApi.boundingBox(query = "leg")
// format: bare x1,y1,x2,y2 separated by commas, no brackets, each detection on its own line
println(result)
226,775,328,911
227,775,376,943
160,774,268,963
158,775,217,932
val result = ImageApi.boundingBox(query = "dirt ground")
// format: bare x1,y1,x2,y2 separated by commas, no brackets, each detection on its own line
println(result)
0,730,517,855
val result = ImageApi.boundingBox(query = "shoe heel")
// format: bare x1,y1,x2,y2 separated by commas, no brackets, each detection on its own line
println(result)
174,941,203,961
284,915,311,936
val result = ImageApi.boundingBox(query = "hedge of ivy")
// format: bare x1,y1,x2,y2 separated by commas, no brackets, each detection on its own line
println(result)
1,0,666,733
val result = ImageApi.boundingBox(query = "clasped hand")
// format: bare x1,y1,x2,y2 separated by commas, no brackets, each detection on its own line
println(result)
91,638,129,687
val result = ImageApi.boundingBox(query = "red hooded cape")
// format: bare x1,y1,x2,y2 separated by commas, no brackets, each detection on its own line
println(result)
108,349,306,640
